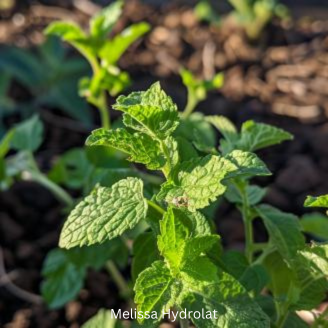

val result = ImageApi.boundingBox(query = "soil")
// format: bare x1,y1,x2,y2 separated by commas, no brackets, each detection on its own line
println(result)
1,0,328,327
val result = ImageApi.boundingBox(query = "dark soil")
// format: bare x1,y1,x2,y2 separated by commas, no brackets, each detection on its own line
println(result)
1,0,328,327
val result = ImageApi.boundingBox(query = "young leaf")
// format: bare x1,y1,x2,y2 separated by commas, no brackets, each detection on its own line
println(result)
113,82,179,139
11,115,43,152
256,205,305,260
99,22,150,65
304,195,328,209
86,128,165,170
90,1,123,39
82,309,117,328
157,207,191,271
238,120,293,152
45,22,86,41
59,177,148,248
134,261,178,324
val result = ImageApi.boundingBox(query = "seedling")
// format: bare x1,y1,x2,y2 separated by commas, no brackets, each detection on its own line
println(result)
0,115,73,206
46,82,328,327
228,0,289,39
45,0,150,129
180,68,224,119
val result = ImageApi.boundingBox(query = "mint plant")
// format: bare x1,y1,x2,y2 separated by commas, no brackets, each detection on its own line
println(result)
180,68,224,119
45,0,150,129
228,0,289,39
0,115,73,206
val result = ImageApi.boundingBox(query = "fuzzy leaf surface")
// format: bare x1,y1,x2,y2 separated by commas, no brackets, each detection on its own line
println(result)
114,82,179,138
59,177,147,248
86,128,165,170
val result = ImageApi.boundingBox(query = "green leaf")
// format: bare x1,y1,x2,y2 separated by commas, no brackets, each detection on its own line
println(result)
99,22,150,65
42,239,127,308
11,115,43,151
283,313,309,328
225,184,267,205
86,128,165,170
134,261,178,324
114,82,179,139
158,155,234,212
175,112,216,149
41,248,85,308
239,264,269,294
82,309,117,328
206,115,239,146
90,1,123,39
48,148,93,189
256,205,305,260
238,120,293,152
45,21,86,41
224,150,271,179
132,232,160,282
157,207,191,272
176,137,199,162
220,250,249,278
291,244,328,310
59,177,148,248
304,195,328,209
179,257,270,328
300,213,328,240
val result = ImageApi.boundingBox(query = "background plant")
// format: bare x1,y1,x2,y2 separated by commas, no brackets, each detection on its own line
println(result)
45,0,150,129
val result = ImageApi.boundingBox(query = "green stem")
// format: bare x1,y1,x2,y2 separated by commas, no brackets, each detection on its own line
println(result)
275,309,289,328
179,318,190,328
26,152,73,207
147,199,165,215
181,91,197,119
106,260,134,308
239,184,254,263
98,92,110,130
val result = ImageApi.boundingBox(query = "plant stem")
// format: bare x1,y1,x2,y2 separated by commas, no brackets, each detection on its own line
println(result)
25,152,74,207
239,184,254,263
181,91,197,119
98,92,110,130
179,318,190,328
275,309,289,328
106,260,134,308
147,199,165,215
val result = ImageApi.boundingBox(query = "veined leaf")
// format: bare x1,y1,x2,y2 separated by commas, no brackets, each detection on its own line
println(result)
256,205,305,260
100,22,150,65
158,155,234,212
225,183,267,206
86,128,165,170
113,82,179,139
90,1,123,39
59,177,148,248
224,150,271,179
179,257,270,328
304,195,328,209
134,261,179,324
237,120,293,152
157,207,191,272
